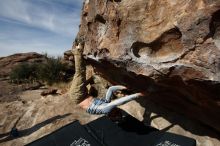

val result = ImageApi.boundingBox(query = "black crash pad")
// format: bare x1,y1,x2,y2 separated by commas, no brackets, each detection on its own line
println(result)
26,115,196,146
25,121,101,146
85,116,196,146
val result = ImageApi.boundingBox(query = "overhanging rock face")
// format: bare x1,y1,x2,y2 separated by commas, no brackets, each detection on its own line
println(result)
76,0,220,131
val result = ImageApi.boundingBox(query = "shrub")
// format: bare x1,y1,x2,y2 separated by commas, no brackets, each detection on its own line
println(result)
10,56,73,85
37,57,70,85
10,63,38,83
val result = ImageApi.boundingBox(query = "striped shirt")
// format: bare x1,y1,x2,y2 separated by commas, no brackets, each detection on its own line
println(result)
86,98,109,115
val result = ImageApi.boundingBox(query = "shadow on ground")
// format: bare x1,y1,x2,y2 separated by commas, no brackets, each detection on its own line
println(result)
137,97,220,140
0,113,71,143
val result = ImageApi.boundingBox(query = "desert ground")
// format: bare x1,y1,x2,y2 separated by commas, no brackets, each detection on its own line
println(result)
0,77,219,146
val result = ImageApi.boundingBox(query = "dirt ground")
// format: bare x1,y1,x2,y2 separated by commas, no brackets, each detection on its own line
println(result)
0,78,220,146
0,79,100,146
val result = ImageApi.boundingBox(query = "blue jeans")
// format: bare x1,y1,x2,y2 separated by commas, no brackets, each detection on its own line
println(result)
86,86,140,115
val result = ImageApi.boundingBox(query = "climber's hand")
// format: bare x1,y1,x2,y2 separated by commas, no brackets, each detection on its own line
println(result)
136,92,145,97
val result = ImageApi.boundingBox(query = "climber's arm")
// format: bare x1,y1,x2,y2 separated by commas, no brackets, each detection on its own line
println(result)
87,93,144,115
104,85,127,103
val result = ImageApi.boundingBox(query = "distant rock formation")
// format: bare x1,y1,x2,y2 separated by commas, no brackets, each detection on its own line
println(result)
0,52,46,77
74,0,220,132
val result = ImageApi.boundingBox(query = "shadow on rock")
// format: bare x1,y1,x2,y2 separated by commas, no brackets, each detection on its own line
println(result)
86,58,220,140
137,97,220,140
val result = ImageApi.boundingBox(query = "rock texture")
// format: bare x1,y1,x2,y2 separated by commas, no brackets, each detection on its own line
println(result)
76,0,220,132
0,52,46,77
0,53,219,146
0,87,100,146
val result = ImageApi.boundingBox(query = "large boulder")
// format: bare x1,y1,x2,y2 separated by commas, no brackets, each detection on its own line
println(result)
76,0,220,132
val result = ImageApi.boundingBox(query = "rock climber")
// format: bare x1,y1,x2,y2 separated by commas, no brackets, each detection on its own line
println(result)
69,38,144,115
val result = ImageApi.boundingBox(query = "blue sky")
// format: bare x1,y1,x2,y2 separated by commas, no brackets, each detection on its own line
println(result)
0,0,83,57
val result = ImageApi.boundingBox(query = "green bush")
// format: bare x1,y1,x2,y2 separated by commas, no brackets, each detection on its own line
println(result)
37,57,69,85
10,63,38,83
10,56,73,85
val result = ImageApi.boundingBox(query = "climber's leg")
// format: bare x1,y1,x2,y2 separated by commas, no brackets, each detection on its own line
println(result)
69,43,87,104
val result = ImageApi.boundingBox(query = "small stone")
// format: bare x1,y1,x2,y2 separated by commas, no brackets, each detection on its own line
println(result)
204,38,213,44
56,89,63,95
41,89,58,96
196,38,204,44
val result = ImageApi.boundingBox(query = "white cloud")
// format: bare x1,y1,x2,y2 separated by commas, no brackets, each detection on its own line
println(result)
0,0,83,37
0,0,30,23
0,0,84,57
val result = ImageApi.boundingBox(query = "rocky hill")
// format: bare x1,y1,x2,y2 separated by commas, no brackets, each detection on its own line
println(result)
76,0,220,133
0,52,46,78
